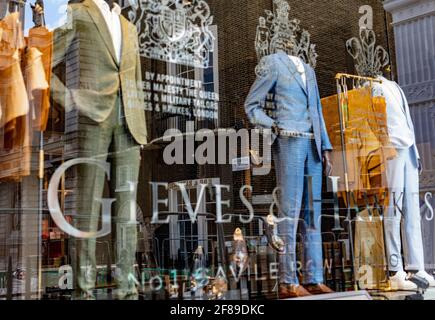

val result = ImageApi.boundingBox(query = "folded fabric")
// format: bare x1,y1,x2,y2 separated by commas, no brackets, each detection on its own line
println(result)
23,46,49,140
0,11,28,130
0,12,25,50
321,88,392,204
0,55,29,128
27,26,53,131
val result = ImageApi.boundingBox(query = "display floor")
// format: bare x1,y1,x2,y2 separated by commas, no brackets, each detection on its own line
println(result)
370,288,435,300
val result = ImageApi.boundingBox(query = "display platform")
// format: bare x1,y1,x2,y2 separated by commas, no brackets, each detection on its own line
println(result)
370,288,435,301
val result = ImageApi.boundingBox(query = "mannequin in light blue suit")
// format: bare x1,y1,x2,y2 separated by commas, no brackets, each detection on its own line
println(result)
245,51,333,297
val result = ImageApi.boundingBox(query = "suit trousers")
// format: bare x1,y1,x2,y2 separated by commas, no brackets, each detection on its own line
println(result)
385,146,424,271
71,98,141,295
273,136,324,285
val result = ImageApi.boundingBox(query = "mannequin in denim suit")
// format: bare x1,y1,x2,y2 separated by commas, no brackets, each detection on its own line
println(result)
245,51,333,298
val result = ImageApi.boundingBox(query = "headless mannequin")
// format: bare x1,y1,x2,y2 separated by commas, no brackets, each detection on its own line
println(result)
372,74,435,288
51,0,147,298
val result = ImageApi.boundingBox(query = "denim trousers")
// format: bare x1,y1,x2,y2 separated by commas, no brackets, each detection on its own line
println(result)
272,136,324,285
384,146,425,272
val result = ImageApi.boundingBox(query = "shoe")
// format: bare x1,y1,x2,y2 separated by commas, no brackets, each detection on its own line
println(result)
264,215,286,253
279,284,312,299
304,283,334,295
415,271,435,287
389,271,417,291
232,228,249,271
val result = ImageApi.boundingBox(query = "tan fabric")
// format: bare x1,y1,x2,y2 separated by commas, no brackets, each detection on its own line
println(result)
0,12,25,49
0,54,29,127
0,13,32,180
27,27,53,131
321,88,392,206
354,209,388,290
23,47,49,141
24,47,48,99
0,12,28,130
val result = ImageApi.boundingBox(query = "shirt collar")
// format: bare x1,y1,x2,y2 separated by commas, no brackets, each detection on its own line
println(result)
288,55,305,72
93,0,121,16
112,3,121,15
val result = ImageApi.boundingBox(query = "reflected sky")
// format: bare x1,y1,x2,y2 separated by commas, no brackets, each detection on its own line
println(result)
23,0,134,34
24,0,70,34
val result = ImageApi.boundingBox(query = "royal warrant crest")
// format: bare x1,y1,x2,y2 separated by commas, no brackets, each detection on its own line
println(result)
128,0,215,68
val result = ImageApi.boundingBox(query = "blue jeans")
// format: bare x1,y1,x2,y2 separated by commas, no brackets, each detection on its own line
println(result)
273,136,324,285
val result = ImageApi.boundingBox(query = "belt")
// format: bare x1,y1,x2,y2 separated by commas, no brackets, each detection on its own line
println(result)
279,130,314,139
255,127,315,139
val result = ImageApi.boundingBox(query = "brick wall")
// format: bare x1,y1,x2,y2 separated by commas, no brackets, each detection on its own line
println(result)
200,0,395,219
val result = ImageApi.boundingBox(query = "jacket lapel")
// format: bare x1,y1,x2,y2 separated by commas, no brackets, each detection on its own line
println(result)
304,62,313,100
83,0,118,66
278,52,307,95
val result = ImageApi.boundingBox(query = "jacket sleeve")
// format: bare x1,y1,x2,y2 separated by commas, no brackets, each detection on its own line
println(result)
313,70,332,151
244,55,278,128
399,85,420,161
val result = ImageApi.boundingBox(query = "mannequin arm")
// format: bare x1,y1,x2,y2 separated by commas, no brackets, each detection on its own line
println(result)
244,55,278,129
312,69,333,151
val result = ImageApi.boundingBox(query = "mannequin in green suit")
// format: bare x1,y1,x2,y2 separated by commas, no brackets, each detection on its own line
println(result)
51,0,146,299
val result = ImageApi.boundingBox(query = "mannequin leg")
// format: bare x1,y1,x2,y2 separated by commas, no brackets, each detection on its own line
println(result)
402,148,425,271
384,149,406,272
111,105,141,297
72,115,113,297
273,137,306,285
301,139,323,284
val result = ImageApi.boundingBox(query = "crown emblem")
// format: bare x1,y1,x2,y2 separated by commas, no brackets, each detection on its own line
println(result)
346,28,390,77
255,0,318,73
128,0,215,68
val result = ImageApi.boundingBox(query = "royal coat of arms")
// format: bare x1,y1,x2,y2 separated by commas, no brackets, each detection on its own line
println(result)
161,6,186,41
128,0,215,68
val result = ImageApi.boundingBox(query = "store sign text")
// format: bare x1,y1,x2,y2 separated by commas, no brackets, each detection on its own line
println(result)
47,158,435,239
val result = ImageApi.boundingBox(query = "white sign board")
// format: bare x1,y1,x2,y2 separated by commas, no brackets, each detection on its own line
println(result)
232,156,250,172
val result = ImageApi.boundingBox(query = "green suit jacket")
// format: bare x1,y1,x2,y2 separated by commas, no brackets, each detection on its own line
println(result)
51,0,147,145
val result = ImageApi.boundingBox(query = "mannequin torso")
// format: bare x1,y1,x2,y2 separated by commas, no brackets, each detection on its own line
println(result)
374,75,415,150
288,55,306,88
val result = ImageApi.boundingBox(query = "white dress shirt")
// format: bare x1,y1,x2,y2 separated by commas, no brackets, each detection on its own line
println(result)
288,55,307,88
373,76,415,149
93,0,122,63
